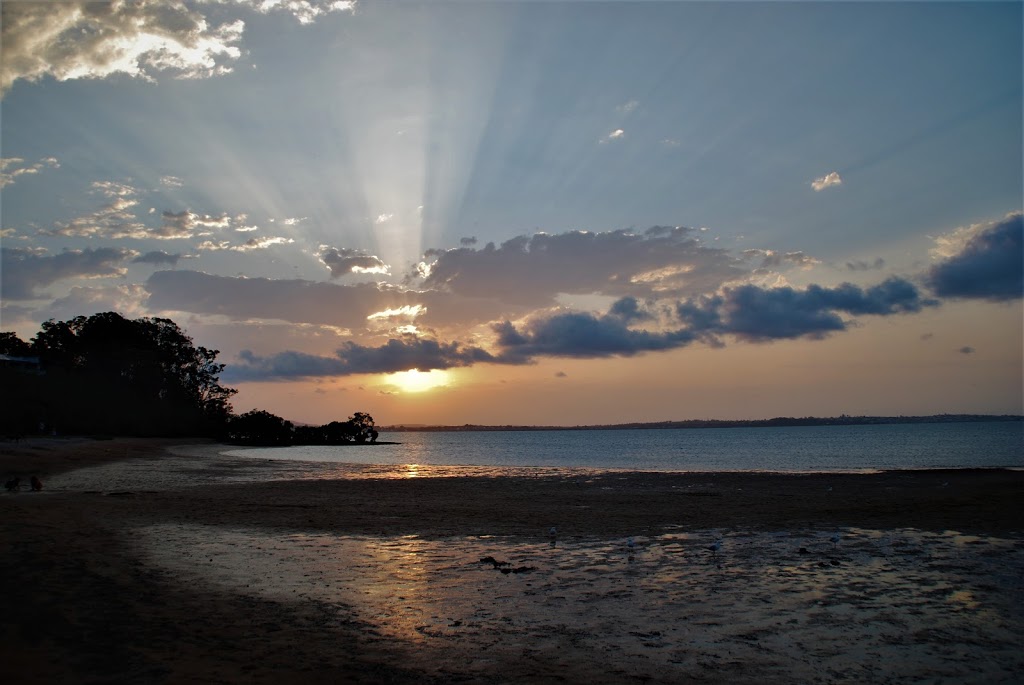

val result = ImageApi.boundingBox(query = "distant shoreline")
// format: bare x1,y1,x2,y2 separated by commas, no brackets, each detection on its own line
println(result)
382,413,1022,432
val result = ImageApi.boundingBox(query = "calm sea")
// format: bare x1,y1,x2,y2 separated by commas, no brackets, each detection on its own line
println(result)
227,421,1023,473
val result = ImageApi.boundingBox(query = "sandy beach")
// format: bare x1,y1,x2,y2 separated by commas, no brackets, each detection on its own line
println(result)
2,437,1022,683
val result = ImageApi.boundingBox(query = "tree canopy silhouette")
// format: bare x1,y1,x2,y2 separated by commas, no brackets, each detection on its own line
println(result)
1,312,235,436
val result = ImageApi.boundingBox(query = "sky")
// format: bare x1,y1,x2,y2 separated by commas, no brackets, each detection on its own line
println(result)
1,0,1021,427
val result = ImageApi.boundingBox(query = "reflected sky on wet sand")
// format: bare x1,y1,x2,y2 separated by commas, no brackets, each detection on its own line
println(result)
134,523,1023,683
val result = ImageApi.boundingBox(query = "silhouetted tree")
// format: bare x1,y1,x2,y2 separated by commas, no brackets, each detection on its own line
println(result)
1,312,235,436
0,332,33,357
348,412,376,443
225,410,294,445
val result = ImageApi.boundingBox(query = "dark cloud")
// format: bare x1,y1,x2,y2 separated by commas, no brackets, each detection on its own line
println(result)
145,270,396,328
133,250,181,266
958,346,975,355
144,269,528,331
319,247,389,278
226,336,503,381
846,257,886,271
460,236,477,246
554,371,568,378
492,312,694,360
419,227,746,306
696,277,936,342
607,296,653,323
1,246,135,299
926,214,1022,301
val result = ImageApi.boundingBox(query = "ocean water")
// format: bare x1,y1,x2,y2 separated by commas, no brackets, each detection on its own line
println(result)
226,421,1023,473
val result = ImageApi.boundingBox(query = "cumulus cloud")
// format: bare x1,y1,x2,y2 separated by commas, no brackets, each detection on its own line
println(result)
39,186,248,241
132,250,182,266
417,227,746,306
811,171,842,191
0,1,245,96
162,209,232,235
1,246,136,299
676,277,936,342
226,335,499,381
320,247,389,277
228,0,357,25
489,278,931,360
39,181,145,239
925,213,1022,301
493,313,694,361
0,156,59,188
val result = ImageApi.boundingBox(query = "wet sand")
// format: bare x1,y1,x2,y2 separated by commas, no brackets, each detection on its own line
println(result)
2,437,1023,683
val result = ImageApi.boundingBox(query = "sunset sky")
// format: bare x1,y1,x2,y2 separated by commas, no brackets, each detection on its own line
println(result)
1,0,1021,426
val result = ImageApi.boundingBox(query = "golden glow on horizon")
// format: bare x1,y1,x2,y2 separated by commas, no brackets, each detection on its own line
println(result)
386,368,451,393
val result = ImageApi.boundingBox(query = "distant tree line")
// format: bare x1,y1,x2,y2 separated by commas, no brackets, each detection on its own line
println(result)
1,312,376,446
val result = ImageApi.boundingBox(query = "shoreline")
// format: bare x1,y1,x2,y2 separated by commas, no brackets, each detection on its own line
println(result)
2,437,1023,683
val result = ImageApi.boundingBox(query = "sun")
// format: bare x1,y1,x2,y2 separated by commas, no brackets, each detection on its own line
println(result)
387,369,450,393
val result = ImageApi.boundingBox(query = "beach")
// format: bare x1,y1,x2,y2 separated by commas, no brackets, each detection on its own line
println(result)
2,437,1023,683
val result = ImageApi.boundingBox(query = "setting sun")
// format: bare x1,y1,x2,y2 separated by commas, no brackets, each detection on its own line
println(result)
386,369,451,394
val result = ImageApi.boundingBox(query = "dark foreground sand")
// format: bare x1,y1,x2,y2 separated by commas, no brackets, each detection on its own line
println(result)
2,437,1022,683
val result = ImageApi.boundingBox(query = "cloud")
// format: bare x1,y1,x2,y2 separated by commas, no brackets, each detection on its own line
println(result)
742,249,819,270
925,213,1022,301
677,277,937,342
811,171,842,191
162,209,232,235
492,312,694,361
485,277,931,361
39,182,186,240
1,246,136,299
143,269,529,332
320,247,389,277
229,0,357,26
159,175,184,188
132,250,182,266
846,257,886,271
374,212,394,224
616,100,639,114
0,156,59,188
958,346,975,355
226,335,500,381
233,236,294,251
0,1,245,96
145,270,398,328
366,305,425,322
41,284,150,323
600,129,626,144
417,227,747,306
